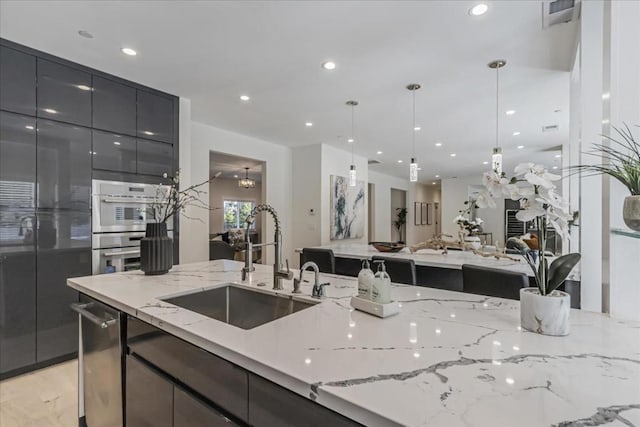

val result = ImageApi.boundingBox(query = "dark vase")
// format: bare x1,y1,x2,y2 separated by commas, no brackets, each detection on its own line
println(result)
140,222,173,275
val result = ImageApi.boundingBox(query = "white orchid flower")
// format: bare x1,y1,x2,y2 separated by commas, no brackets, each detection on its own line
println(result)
516,206,546,222
475,190,496,209
453,214,466,223
502,183,523,200
482,171,509,196
475,217,484,224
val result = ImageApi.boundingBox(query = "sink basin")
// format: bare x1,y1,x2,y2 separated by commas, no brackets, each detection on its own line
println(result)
161,284,317,330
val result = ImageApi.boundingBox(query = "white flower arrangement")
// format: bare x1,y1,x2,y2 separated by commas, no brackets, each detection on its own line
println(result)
475,163,580,296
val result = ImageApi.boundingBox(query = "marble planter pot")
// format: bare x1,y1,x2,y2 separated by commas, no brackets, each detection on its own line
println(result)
623,195,640,231
464,236,481,250
520,287,570,336
140,222,173,275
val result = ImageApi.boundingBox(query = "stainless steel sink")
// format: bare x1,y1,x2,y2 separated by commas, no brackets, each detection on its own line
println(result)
161,284,317,330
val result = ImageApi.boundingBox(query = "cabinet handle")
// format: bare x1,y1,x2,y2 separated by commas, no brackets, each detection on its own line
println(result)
103,250,140,257
71,302,117,329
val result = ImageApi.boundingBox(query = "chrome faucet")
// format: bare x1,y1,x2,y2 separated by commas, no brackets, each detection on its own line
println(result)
242,204,293,290
293,261,320,294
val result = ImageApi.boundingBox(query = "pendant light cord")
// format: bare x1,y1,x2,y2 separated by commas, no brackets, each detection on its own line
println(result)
495,64,500,150
412,88,416,158
351,103,355,164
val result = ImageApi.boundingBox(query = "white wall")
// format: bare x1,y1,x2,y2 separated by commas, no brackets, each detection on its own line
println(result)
368,170,409,242
441,175,505,245
179,105,292,266
291,145,322,257
406,183,441,245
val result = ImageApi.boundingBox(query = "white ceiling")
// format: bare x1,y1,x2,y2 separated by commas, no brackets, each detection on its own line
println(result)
209,151,263,182
0,0,577,182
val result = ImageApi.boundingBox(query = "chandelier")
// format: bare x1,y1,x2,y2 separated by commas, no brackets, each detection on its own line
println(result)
238,167,255,189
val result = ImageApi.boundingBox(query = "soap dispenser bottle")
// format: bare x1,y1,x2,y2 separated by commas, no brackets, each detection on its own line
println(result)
372,260,392,304
357,259,375,300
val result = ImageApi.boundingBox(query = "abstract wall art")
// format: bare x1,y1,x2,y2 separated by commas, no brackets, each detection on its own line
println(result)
330,175,365,240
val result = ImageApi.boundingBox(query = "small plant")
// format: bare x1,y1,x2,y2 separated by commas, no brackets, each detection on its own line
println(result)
394,207,407,243
571,124,640,195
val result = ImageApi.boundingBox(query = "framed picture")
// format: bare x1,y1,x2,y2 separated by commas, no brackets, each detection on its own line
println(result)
330,175,365,240
421,203,428,225
414,202,421,225
427,203,433,225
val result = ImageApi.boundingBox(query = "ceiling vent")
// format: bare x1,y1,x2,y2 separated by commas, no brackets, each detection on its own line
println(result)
542,124,560,133
368,159,383,165
542,0,580,28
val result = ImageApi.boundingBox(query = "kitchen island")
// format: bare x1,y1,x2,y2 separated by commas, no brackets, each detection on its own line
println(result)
68,260,639,427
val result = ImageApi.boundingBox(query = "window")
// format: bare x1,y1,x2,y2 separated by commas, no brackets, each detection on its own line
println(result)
223,200,255,230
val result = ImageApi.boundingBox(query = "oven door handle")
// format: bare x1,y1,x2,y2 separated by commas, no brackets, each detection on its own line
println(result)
103,250,140,257
101,197,167,204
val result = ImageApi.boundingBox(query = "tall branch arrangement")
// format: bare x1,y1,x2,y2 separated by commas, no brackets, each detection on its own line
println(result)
570,124,640,195
476,163,580,296
150,170,220,224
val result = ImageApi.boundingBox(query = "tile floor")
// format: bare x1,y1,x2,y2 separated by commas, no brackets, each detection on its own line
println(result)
0,360,78,426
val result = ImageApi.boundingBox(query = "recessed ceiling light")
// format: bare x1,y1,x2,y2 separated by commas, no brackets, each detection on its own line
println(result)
552,166,558,170
414,126,421,131
505,110,516,115
143,130,154,136
113,141,121,145
555,154,562,158
44,108,57,114
432,182,436,185
305,122,313,127
397,160,403,163
469,3,489,16
321,61,336,70
376,151,383,155
121,47,137,56
234,175,239,178
76,84,92,91
483,161,489,165
517,145,524,149
602,92,610,100
78,30,93,39
435,174,439,178
435,142,442,147
25,125,34,130
240,95,250,101
512,131,521,136
347,138,354,143
450,153,457,157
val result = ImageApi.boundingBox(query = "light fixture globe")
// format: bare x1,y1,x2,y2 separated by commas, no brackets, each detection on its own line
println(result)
238,167,256,189
346,100,359,187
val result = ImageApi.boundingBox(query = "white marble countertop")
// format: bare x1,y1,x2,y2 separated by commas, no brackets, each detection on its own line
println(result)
295,243,582,280
68,261,637,426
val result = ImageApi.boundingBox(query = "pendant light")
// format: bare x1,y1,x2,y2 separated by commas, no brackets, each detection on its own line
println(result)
488,60,506,175
346,100,359,187
238,167,256,189
407,84,421,182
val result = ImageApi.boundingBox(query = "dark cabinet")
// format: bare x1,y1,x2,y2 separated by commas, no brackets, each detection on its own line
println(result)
248,374,361,427
36,120,91,210
126,355,174,427
92,76,136,136
137,90,174,143
0,209,36,376
92,129,137,173
137,139,173,177
0,46,36,115
35,210,90,362
0,112,36,209
174,387,238,427
37,59,91,126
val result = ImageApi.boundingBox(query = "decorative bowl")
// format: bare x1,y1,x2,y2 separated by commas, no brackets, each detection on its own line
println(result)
370,241,405,253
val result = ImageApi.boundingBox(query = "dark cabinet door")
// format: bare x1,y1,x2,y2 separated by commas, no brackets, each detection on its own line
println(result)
126,355,173,427
92,76,136,136
0,112,36,209
0,209,36,375
37,120,91,210
35,210,90,362
92,130,137,173
137,139,173,177
137,90,174,143
174,386,239,427
37,59,92,127
0,46,36,115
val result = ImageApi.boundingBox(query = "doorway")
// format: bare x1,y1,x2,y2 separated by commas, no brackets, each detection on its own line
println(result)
390,188,407,242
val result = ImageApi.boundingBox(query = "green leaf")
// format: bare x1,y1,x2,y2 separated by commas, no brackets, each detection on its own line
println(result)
547,253,581,294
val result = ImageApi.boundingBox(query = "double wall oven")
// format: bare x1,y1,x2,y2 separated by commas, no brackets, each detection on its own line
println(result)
91,180,172,275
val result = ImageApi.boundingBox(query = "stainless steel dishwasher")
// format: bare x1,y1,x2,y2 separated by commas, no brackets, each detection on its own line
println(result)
71,298,123,427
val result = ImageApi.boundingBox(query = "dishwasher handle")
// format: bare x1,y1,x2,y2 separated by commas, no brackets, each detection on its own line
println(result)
71,302,118,329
